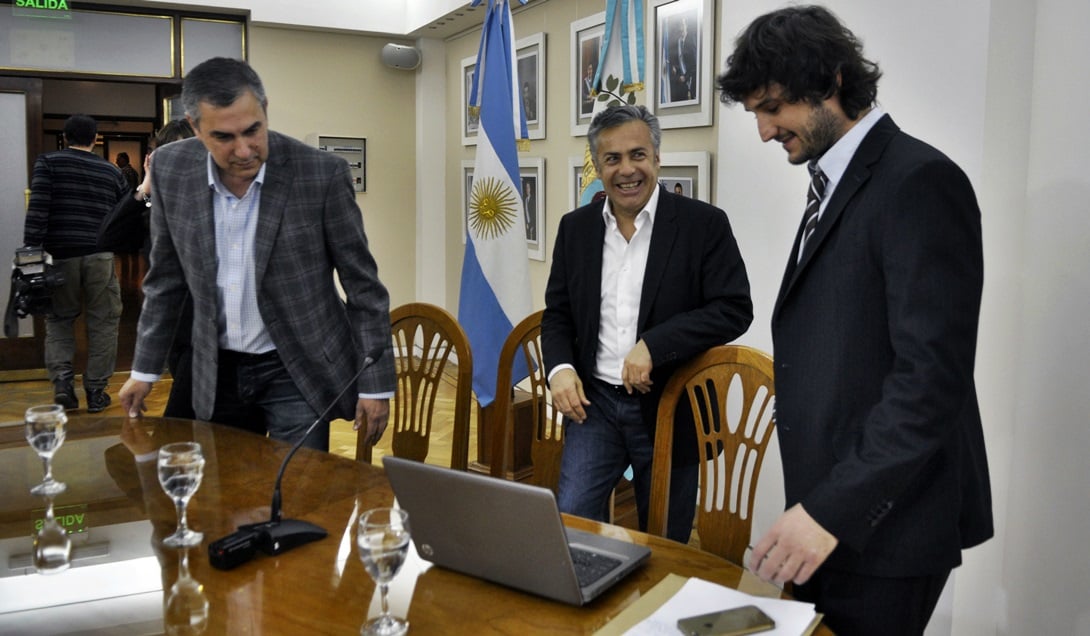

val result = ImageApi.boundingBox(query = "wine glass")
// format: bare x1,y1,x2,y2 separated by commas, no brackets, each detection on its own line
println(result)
158,442,205,548
34,495,72,574
357,507,411,636
25,404,67,495
164,548,209,635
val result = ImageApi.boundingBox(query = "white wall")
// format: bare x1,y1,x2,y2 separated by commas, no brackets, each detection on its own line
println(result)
718,1,1090,634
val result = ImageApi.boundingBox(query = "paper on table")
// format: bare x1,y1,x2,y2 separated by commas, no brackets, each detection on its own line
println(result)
621,577,817,636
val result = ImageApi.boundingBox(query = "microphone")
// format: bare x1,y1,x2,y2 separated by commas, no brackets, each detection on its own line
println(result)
209,347,384,570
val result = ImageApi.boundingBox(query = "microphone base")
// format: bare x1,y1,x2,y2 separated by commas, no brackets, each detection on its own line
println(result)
243,519,328,556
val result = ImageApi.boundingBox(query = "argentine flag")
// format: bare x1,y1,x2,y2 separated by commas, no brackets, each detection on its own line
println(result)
458,0,532,407
580,0,645,206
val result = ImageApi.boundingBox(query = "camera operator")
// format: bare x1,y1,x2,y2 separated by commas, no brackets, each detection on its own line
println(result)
23,114,128,412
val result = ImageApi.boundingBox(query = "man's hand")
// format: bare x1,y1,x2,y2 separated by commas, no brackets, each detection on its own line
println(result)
549,368,590,423
354,397,391,446
621,339,654,394
119,378,153,418
749,503,838,585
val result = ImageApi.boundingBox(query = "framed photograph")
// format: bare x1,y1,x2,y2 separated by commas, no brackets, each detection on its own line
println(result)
570,12,605,137
461,55,480,146
516,32,546,141
659,151,711,202
647,0,715,129
569,156,584,211
463,159,546,261
519,157,546,260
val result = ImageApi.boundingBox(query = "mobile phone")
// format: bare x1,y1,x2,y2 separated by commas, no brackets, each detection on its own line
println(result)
676,604,776,636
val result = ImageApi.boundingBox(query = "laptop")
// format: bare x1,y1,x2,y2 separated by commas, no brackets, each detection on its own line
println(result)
382,456,651,606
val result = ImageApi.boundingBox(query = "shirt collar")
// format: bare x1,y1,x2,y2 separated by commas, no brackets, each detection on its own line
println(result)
813,106,885,188
601,185,661,228
205,153,267,195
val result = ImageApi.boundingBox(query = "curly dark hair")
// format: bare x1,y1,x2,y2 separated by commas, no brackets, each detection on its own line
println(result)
717,5,881,120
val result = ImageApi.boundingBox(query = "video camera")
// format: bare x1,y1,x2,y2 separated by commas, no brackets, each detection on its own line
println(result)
4,246,65,337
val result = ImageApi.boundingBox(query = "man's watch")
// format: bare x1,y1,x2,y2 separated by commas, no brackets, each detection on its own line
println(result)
136,187,151,207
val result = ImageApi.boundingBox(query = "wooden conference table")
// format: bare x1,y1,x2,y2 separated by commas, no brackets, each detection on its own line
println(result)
0,416,830,634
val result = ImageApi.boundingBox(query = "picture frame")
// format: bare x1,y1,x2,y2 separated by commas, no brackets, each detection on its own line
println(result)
569,156,584,211
516,32,547,141
461,55,479,146
462,158,547,261
570,12,605,137
659,151,711,202
647,0,715,129
519,157,546,261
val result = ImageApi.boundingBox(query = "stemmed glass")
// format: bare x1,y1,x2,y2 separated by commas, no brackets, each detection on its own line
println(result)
25,404,67,495
164,548,209,635
34,495,72,574
357,507,411,636
158,442,205,548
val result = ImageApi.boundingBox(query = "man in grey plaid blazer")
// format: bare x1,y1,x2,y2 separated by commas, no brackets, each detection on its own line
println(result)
120,58,395,451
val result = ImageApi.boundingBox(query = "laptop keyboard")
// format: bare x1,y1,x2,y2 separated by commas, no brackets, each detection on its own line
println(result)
570,546,623,588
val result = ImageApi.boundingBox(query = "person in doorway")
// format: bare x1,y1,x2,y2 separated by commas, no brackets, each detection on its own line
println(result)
717,6,992,634
116,152,139,193
23,114,128,412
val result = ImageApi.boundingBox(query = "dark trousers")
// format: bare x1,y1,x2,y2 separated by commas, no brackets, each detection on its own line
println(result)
210,349,328,451
794,567,950,636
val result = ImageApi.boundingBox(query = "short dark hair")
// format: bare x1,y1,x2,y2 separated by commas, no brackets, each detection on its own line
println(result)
63,114,97,147
717,5,881,120
153,119,195,149
587,105,662,168
182,57,267,126
116,152,130,166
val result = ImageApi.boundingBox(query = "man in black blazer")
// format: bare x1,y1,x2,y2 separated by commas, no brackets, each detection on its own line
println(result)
543,105,752,542
120,58,395,451
718,6,992,635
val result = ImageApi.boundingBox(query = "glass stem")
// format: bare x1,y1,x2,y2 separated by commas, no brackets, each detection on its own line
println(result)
175,500,189,533
41,457,53,483
380,584,390,616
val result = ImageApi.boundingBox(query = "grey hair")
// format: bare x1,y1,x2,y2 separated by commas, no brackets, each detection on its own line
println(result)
587,104,662,163
181,57,267,126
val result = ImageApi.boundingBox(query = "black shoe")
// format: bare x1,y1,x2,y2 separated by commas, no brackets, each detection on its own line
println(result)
54,381,78,410
86,388,111,413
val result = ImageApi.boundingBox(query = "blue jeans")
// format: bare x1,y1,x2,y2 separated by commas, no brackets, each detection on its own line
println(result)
210,350,329,451
557,378,698,543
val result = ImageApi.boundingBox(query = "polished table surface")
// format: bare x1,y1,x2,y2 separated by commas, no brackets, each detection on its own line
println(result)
0,416,829,634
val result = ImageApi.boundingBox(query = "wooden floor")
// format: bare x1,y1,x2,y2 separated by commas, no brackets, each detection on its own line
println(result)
0,368,642,532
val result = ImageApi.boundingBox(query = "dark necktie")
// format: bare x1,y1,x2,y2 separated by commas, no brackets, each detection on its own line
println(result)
799,166,828,258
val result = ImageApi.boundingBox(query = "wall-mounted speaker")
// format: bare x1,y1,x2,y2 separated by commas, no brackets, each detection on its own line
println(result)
381,43,421,71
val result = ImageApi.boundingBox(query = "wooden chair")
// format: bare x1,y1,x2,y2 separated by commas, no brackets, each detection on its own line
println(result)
487,310,565,493
356,302,473,470
646,345,776,563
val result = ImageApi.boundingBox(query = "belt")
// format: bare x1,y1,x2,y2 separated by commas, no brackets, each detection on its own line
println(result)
218,349,280,365
593,377,639,398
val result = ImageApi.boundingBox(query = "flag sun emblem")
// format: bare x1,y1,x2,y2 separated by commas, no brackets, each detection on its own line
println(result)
469,176,518,240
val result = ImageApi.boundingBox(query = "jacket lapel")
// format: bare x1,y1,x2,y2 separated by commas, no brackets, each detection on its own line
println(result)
639,187,678,329
773,115,899,319
252,132,290,287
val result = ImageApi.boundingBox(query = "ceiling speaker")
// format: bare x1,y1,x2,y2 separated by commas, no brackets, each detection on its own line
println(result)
381,43,421,70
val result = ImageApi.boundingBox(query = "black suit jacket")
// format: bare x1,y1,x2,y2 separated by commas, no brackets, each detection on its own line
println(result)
542,187,752,463
772,115,993,576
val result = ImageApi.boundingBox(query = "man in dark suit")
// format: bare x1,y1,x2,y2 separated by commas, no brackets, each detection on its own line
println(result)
543,105,752,543
120,58,395,451
717,6,992,634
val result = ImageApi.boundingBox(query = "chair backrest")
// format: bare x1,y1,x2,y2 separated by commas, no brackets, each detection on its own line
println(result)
487,310,565,493
357,302,474,470
646,345,776,563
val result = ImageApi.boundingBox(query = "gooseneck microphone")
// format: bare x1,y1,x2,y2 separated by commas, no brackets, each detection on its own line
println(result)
209,347,384,570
